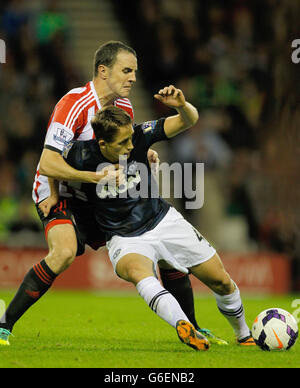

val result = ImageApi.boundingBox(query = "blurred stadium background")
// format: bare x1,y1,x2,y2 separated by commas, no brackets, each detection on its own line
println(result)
0,0,299,295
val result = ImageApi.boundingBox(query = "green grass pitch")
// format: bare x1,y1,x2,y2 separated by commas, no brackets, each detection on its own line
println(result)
0,290,299,368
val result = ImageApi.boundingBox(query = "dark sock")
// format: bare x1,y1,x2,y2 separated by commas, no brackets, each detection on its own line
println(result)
0,259,57,332
159,268,201,330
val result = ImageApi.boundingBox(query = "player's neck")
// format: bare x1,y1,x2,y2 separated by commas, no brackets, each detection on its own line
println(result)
101,152,118,164
93,77,117,107
98,145,118,164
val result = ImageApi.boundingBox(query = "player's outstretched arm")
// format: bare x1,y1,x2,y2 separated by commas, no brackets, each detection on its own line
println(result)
154,85,199,138
39,148,103,184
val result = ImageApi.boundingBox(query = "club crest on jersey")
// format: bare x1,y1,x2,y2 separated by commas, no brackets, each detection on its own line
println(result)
53,127,73,146
141,120,157,134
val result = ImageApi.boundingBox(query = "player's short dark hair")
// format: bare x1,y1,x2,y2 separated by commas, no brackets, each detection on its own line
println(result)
93,41,136,77
91,106,133,143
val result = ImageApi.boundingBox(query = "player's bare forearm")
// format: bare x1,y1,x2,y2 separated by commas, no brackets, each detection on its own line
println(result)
174,102,198,131
39,148,100,183
178,101,199,127
154,85,199,138
163,102,199,138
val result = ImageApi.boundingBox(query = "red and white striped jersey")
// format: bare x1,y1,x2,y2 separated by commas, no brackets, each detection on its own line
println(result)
32,81,134,204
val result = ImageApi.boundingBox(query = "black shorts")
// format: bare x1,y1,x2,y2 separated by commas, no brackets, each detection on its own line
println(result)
36,197,106,256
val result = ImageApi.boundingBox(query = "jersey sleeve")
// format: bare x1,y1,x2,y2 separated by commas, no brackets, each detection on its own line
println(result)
63,139,98,172
135,118,167,148
63,141,83,170
44,95,82,154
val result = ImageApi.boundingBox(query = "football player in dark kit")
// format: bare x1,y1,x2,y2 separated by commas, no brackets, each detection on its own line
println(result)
63,85,255,350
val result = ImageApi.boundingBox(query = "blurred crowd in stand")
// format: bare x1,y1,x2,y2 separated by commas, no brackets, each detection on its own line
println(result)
0,0,81,247
0,0,299,289
114,0,300,289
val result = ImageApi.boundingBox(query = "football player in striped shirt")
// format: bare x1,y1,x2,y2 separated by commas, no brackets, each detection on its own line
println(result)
0,41,214,346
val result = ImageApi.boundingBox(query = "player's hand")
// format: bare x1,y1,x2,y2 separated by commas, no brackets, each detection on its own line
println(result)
97,164,126,187
154,85,186,109
38,195,59,217
147,149,160,167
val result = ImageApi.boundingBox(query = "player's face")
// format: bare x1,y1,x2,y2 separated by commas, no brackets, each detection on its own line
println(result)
100,124,134,163
107,51,137,98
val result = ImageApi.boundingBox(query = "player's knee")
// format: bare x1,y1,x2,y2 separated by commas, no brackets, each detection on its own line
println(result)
117,260,153,285
60,247,76,266
119,265,141,284
116,254,155,285
210,272,234,295
47,246,76,274
126,267,147,284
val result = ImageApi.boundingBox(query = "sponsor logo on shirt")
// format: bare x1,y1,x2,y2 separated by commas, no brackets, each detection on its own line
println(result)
96,171,141,199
